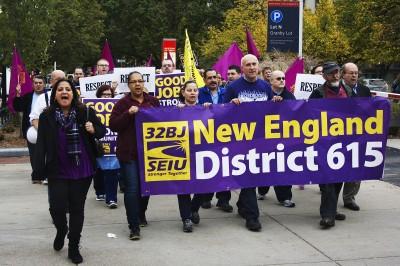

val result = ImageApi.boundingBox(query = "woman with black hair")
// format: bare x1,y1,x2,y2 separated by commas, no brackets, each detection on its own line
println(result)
34,79,106,264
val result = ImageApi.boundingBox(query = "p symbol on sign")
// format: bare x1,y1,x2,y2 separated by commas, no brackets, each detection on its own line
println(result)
270,10,283,23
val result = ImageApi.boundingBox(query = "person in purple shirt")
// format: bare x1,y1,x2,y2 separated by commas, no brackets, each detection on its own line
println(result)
34,79,106,264
224,54,282,232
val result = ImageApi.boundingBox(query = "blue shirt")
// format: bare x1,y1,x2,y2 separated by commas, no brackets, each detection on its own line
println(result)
223,77,273,103
198,86,225,104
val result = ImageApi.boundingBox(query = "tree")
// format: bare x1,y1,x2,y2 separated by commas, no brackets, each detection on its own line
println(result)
199,0,266,67
49,0,105,72
303,0,351,63
99,0,235,68
0,0,55,70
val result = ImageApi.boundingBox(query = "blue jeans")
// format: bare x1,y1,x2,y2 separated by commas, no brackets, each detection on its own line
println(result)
104,169,119,203
120,161,143,228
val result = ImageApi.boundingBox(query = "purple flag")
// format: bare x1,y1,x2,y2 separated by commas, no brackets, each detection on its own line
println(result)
212,42,244,81
100,40,115,71
285,57,304,93
246,29,260,58
145,54,153,67
7,47,33,113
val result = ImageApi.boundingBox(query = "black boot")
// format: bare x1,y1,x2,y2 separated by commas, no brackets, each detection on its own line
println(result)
50,210,68,251
53,229,68,251
68,244,83,264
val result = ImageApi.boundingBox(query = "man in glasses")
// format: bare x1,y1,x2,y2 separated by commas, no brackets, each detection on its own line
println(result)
340,62,371,212
257,70,296,207
309,61,348,229
97,59,110,75
160,59,175,74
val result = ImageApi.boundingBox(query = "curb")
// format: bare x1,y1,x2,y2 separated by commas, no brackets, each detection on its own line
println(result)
0,148,29,157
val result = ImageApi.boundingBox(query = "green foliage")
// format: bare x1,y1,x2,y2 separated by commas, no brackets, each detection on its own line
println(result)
303,0,351,63
49,0,105,71
199,0,266,67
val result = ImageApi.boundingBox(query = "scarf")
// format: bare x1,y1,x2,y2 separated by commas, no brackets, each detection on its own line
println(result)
55,108,81,166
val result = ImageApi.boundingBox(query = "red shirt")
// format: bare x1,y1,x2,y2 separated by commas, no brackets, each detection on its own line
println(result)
110,93,160,162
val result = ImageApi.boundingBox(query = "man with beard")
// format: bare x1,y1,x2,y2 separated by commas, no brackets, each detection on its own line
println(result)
309,62,348,229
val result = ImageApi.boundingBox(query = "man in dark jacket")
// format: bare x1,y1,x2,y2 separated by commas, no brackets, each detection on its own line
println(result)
13,75,46,183
340,62,371,211
309,62,348,229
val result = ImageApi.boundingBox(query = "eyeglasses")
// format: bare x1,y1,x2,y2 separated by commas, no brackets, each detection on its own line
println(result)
276,77,285,81
128,80,145,84
97,64,109,67
162,64,172,67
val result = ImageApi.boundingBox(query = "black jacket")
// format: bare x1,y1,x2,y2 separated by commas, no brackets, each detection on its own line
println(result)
33,106,106,180
13,92,34,138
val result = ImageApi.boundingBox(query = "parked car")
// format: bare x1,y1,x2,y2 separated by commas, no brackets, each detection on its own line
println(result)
361,79,389,92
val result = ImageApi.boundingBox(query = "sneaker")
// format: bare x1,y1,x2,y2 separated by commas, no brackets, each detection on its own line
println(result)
320,218,335,228
281,199,296,208
32,180,42,184
182,219,193,233
344,201,360,211
191,212,200,225
257,194,266,200
129,227,140,240
107,201,118,209
96,194,105,201
201,201,212,209
246,219,262,232
335,213,346,221
68,246,83,264
42,179,48,185
216,202,234,213
139,214,148,227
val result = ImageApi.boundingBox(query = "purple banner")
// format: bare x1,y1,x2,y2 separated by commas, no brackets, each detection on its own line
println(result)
136,98,390,196
155,73,185,106
83,98,118,156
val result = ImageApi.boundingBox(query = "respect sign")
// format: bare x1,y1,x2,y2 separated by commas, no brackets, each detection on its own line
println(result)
136,98,390,195
79,74,117,98
113,67,155,94
293,74,326,99
83,98,118,156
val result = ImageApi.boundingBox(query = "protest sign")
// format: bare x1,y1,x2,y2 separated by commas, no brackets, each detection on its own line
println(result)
155,73,185,106
79,74,117,98
113,67,155,94
136,98,390,195
83,98,118,156
294,74,326,99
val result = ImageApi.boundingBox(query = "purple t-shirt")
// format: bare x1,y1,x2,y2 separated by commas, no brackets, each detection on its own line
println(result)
57,128,95,179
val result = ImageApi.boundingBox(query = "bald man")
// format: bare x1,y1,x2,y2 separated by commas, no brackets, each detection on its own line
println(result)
340,62,371,211
257,70,296,207
223,54,282,232
97,59,110,75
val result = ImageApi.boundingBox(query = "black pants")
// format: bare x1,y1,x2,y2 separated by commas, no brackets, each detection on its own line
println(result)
319,182,343,219
258,186,293,202
27,141,36,180
48,177,91,246
177,194,192,221
237,187,259,220
191,190,231,211
93,168,105,196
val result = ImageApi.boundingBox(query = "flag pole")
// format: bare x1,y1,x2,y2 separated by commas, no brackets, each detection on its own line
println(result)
298,0,303,58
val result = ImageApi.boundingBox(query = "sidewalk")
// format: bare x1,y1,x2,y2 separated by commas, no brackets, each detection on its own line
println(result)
1,163,400,265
